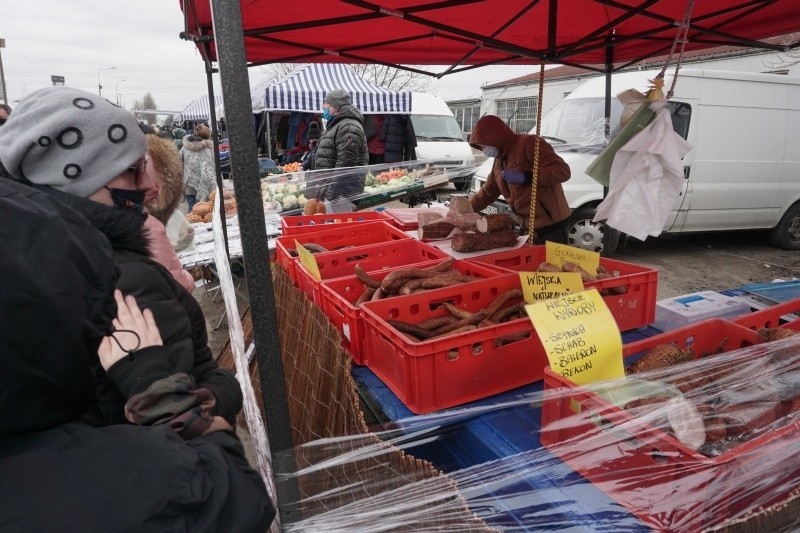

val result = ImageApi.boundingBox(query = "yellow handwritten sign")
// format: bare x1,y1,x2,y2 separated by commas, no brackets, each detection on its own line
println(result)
518,271,584,303
526,288,623,385
295,240,321,280
545,241,600,274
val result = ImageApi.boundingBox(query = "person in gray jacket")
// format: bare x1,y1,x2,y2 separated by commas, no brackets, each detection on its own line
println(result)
312,88,368,213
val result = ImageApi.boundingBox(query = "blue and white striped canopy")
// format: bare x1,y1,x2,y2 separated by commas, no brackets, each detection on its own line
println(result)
177,95,224,122
265,63,411,114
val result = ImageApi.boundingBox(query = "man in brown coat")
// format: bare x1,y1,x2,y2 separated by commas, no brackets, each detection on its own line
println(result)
469,115,572,243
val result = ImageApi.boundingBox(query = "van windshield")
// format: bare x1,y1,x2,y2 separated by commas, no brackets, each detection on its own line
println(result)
539,97,623,147
409,115,466,142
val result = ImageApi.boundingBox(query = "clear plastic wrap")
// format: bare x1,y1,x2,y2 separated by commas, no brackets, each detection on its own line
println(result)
258,159,481,215
272,331,800,532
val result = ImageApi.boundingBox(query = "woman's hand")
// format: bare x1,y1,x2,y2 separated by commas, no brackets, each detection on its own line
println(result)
98,290,163,370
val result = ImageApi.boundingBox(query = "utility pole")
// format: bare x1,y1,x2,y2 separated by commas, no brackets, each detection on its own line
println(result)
0,39,8,105
97,66,115,96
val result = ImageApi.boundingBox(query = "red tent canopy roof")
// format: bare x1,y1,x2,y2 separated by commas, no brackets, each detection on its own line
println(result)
180,0,800,72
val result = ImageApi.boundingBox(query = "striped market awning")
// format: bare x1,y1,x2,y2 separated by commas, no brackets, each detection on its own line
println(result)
176,95,224,122
264,63,411,114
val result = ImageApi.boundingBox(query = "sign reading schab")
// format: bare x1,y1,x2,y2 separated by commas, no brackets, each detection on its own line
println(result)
526,289,624,385
294,240,321,280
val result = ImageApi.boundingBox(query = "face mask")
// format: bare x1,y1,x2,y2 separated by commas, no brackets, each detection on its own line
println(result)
482,146,500,158
0,118,6,126
105,187,146,211
322,108,332,122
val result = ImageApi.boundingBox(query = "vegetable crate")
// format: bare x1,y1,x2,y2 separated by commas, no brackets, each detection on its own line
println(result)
321,259,506,365
280,211,393,236
467,245,658,332
731,296,800,333
540,319,800,531
360,274,548,414
274,221,410,282
382,206,449,231
295,239,449,306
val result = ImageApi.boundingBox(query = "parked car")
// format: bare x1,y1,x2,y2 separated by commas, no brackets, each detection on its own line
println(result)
471,69,800,254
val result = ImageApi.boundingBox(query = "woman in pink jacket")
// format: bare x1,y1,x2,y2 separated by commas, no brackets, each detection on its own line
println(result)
138,132,196,293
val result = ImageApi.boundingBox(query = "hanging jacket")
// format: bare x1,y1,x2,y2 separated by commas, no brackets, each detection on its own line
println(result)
32,184,243,427
0,178,274,533
181,135,216,201
314,104,368,200
381,114,411,163
469,115,571,231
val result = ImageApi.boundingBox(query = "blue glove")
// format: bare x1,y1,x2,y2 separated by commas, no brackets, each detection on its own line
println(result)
501,169,526,185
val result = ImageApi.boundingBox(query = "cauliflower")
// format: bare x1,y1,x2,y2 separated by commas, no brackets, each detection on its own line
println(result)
272,192,285,203
297,195,307,209
285,184,299,195
282,194,298,210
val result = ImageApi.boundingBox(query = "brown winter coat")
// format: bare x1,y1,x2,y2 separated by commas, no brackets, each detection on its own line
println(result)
469,115,571,231
146,134,183,225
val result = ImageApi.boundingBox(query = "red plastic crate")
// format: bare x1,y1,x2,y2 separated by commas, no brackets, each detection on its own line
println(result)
274,221,410,282
540,319,800,531
468,244,658,332
320,259,506,365
281,211,392,236
294,239,449,306
360,274,549,414
383,207,449,231
731,296,800,334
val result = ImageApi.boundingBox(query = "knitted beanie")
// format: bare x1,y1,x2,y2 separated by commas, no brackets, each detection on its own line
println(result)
324,88,351,110
0,86,146,198
307,121,321,141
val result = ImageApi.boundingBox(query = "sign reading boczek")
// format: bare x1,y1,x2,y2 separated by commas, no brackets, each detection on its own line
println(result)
526,288,624,385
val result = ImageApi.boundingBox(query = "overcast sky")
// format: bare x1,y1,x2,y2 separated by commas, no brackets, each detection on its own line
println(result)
1,1,535,113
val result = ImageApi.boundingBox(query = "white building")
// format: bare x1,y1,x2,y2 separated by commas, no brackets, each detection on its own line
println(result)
450,36,800,136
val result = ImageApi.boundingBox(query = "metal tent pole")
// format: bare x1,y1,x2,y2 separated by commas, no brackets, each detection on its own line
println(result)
201,46,230,260
209,0,298,524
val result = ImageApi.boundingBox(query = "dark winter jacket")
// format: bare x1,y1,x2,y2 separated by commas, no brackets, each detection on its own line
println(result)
0,179,274,532
314,104,368,200
33,185,243,427
381,114,416,163
469,115,571,231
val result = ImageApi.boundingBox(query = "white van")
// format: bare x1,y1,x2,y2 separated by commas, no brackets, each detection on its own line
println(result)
471,69,800,254
408,92,476,187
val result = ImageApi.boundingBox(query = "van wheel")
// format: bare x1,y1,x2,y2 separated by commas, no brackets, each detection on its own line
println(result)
768,202,800,250
567,207,620,256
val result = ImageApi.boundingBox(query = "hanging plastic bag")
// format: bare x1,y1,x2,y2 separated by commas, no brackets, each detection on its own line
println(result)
592,99,692,241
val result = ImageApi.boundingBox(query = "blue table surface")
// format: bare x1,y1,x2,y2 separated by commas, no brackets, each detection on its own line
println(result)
352,326,662,531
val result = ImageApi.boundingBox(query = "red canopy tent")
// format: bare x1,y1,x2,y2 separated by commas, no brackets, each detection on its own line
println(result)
175,1,800,522
181,0,800,72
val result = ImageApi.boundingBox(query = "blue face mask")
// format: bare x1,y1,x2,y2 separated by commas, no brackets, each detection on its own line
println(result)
482,146,500,158
322,108,332,122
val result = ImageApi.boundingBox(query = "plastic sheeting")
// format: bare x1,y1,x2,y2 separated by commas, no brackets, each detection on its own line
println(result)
272,331,800,532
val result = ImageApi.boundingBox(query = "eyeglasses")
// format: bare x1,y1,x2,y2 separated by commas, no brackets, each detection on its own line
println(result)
125,157,148,178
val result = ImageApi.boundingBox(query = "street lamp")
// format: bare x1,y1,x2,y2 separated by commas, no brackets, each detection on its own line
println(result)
115,79,126,106
97,66,116,96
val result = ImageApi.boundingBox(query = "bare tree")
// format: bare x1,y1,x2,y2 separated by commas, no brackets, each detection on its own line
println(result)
255,63,434,92
130,92,158,125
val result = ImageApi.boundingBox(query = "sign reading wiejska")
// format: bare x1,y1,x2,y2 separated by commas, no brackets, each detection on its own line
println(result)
519,271,584,303
526,288,624,385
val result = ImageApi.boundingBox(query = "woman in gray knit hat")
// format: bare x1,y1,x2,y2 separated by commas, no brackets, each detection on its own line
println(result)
0,86,242,432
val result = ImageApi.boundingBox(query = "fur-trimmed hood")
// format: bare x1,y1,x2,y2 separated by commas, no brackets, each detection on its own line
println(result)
181,135,213,152
146,134,183,225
